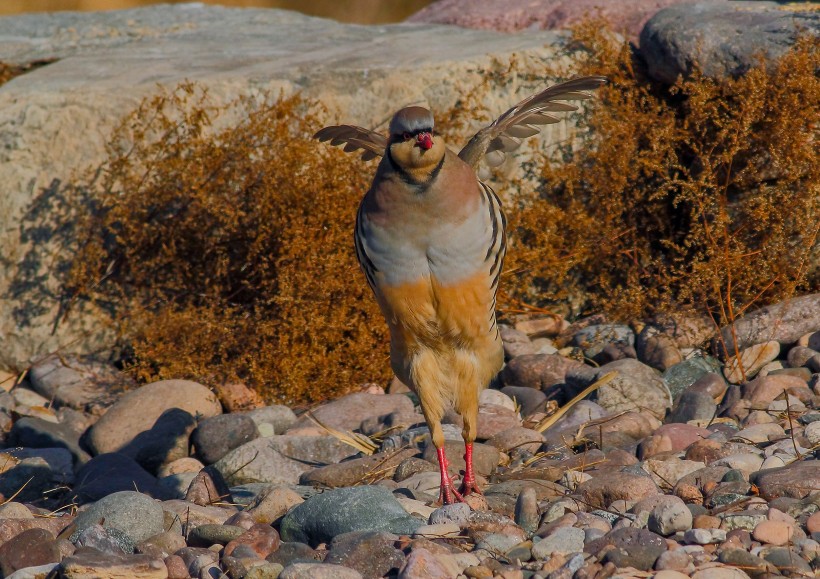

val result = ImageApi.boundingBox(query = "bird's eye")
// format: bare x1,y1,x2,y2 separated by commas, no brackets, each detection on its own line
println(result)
402,132,412,141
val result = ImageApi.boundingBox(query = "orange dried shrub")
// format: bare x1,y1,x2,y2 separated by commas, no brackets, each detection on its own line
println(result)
67,85,389,403
439,21,819,323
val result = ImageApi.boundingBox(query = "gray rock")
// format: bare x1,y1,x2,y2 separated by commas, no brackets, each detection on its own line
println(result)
662,355,723,401
762,547,813,576
28,354,134,413
666,390,717,424
514,487,539,535
500,385,547,416
636,325,683,371
288,392,414,433
279,486,422,546
192,413,259,464
73,491,164,543
429,503,472,526
188,524,246,547
213,435,359,486
532,527,585,559
647,498,693,535
566,358,671,419
641,1,820,84
244,405,297,437
266,541,323,567
70,524,136,554
8,416,91,465
73,453,172,503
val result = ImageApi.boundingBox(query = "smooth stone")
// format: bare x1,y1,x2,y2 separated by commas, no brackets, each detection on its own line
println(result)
280,562,363,579
647,497,693,536
0,502,33,519
531,527,585,559
28,353,133,413
397,548,451,579
61,549,167,578
0,528,60,577
279,485,422,546
73,453,172,502
300,447,418,488
188,524,245,547
722,341,780,383
665,390,717,424
576,471,661,510
245,484,305,524
73,491,164,544
0,455,52,502
752,520,794,546
244,405,298,436
86,380,221,461
286,392,414,433
500,386,547,416
70,524,136,555
324,531,405,579
212,435,359,486
566,358,671,419
753,461,820,500
8,416,91,465
662,356,722,401
501,353,584,390
191,413,259,464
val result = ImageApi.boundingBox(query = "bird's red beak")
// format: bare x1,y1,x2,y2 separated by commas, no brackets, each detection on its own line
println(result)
416,132,433,151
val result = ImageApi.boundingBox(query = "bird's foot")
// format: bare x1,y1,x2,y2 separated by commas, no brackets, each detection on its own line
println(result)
437,479,465,505
458,441,483,497
435,446,465,505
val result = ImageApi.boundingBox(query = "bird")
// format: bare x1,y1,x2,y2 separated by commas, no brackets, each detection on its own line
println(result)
315,76,606,504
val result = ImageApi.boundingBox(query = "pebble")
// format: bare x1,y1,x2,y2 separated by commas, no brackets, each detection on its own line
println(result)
752,520,794,546
531,527,585,559
72,490,165,543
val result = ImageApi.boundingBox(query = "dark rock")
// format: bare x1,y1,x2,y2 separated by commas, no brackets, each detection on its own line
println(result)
0,456,52,502
325,531,405,579
500,386,547,416
8,416,91,465
718,548,778,576
586,527,666,568
73,452,172,503
279,486,422,546
666,390,717,424
763,546,814,576
641,2,820,84
192,413,259,464
0,528,60,576
393,457,437,482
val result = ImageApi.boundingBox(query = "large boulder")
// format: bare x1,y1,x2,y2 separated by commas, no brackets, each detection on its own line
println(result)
640,1,820,84
408,0,705,40
0,5,591,370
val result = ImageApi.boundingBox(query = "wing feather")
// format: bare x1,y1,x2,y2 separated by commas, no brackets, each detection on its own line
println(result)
314,125,387,162
458,76,607,168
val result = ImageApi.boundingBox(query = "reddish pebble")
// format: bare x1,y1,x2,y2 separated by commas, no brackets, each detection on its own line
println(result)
806,511,820,535
224,523,280,559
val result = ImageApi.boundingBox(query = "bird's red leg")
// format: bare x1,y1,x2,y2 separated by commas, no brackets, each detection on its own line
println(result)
436,447,464,505
459,441,482,496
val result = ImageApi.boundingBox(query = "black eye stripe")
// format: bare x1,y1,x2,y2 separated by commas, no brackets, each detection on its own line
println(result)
393,127,434,139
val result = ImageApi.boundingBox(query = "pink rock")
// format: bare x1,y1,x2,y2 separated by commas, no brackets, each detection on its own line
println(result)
398,547,452,579
224,523,280,559
752,520,793,546
743,374,808,406
652,423,711,452
806,511,820,535
408,0,705,41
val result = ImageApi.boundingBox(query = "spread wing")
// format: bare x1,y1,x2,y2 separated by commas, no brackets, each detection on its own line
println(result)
313,125,387,162
458,76,607,169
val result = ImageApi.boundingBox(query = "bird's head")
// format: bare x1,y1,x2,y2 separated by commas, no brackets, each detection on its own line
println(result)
388,106,444,170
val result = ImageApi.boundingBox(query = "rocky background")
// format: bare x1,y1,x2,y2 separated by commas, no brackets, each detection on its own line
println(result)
1,1,819,579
